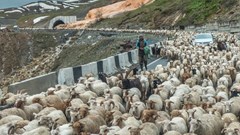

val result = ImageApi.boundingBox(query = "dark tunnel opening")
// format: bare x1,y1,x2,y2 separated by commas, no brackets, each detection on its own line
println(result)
52,20,65,29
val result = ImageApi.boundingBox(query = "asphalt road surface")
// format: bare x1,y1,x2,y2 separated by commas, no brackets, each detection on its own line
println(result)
136,56,168,71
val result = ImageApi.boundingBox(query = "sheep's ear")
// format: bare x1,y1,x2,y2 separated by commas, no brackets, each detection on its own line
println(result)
197,119,202,123
221,128,226,133
128,127,132,130
110,111,115,115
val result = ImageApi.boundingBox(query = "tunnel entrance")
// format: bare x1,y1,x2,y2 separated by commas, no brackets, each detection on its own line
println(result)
52,20,65,29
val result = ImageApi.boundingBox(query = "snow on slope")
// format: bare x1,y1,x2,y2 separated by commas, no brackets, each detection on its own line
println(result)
33,16,49,24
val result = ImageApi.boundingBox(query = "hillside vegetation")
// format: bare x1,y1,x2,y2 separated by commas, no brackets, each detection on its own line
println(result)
92,0,239,29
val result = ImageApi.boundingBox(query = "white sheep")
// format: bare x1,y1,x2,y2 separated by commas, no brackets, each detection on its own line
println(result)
87,81,109,96
146,94,163,111
22,126,50,135
163,117,188,134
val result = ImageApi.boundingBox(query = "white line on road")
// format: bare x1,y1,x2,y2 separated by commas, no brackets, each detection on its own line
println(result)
147,57,162,67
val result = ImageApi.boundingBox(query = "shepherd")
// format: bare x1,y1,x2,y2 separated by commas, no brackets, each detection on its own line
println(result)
136,35,150,71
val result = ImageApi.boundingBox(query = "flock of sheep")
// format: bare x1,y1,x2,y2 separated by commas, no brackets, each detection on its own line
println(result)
0,30,240,135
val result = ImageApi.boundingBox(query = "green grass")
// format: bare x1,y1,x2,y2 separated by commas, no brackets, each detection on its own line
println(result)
92,0,238,28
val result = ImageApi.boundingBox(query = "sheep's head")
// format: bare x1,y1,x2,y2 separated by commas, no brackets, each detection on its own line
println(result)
14,95,27,108
221,128,239,135
189,118,201,133
103,100,115,111
112,115,125,126
87,99,97,108
72,121,84,133
222,101,233,113
170,110,182,118
164,100,174,111
0,97,8,105
7,122,26,135
183,103,194,110
187,109,197,120
128,126,143,135
47,87,56,95
78,107,89,119
146,100,156,110
38,115,53,128
141,109,158,123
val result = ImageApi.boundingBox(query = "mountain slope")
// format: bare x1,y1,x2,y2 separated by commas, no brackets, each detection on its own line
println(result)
89,0,239,29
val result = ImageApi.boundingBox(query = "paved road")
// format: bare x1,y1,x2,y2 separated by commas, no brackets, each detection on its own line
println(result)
147,57,168,70
136,56,168,71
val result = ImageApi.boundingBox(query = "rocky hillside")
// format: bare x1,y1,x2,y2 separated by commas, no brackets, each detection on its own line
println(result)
76,0,240,29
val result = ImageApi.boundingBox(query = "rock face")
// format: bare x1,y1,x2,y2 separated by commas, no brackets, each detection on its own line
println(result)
59,0,153,28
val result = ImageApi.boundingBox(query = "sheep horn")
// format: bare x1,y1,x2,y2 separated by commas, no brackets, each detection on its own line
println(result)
110,101,115,109
8,125,15,135
100,101,104,106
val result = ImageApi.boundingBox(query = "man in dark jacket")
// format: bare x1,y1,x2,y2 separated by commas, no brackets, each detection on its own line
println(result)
136,35,148,71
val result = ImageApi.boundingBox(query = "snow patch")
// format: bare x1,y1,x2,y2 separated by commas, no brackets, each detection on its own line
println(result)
39,3,60,10
4,10,22,13
33,16,49,24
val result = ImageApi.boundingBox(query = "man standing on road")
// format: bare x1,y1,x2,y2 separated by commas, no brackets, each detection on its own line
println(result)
136,35,149,71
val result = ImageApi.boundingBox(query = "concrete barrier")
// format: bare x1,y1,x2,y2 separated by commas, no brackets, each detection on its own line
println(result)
81,62,98,78
8,72,57,95
131,49,138,64
58,67,75,86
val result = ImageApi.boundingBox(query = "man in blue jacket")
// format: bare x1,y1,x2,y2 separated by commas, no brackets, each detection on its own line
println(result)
136,35,148,71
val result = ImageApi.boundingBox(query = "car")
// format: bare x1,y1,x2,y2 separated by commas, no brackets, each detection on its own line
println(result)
192,33,214,46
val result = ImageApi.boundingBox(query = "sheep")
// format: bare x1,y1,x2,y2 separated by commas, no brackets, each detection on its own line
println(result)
187,107,206,121
129,101,146,119
32,95,67,112
222,113,238,128
0,107,27,120
222,97,240,116
38,110,68,127
123,88,141,101
146,94,163,111
173,84,191,101
0,115,23,126
22,126,50,135
114,126,131,135
215,91,229,102
202,86,216,96
47,87,71,101
221,122,240,135
104,110,122,126
140,109,159,123
183,91,201,106
104,86,122,97
51,123,75,135
79,91,97,104
104,93,123,105
72,114,106,134
128,122,160,135
112,116,141,128
0,123,18,135
86,81,109,96
14,96,43,120
125,94,141,112
154,86,170,101
99,125,121,135
164,131,182,135
189,114,223,135
35,107,57,117
218,76,229,88
163,117,188,134
101,99,126,113
164,96,182,113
